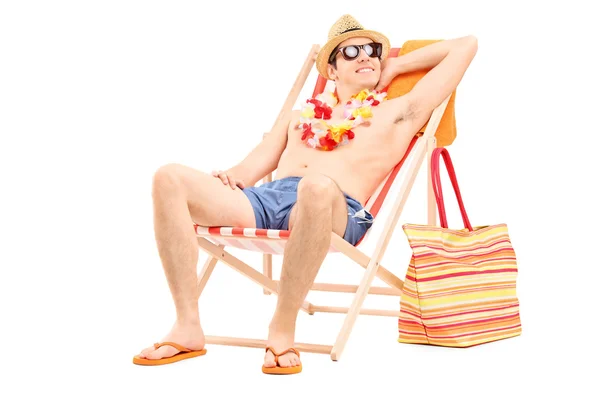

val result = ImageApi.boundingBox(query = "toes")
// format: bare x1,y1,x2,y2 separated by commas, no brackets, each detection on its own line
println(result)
263,347,301,368
146,350,162,360
138,346,154,358
146,345,177,360
288,355,300,367
277,358,289,367
263,352,276,368
278,354,294,368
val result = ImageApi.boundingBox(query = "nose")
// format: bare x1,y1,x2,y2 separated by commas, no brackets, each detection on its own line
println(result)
357,48,371,62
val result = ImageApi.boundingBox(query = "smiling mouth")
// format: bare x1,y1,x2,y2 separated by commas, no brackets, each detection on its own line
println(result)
356,68,374,73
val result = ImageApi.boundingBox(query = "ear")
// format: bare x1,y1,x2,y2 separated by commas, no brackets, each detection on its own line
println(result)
327,64,337,80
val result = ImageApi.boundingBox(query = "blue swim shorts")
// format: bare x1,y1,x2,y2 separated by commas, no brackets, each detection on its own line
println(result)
241,176,374,246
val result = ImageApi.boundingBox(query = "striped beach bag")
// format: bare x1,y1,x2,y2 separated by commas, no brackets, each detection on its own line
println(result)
398,147,521,347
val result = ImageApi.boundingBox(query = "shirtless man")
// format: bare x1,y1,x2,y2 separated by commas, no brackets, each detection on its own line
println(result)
133,15,478,373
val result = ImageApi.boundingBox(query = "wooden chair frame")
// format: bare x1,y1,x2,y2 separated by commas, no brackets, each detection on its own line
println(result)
195,44,449,361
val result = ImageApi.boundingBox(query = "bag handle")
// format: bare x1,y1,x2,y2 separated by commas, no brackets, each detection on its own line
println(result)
431,147,473,231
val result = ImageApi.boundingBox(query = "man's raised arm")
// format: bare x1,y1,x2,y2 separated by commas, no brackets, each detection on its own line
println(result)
220,112,291,189
381,35,478,125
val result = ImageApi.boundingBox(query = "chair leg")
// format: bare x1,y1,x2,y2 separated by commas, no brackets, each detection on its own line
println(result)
263,254,272,295
262,169,273,295
197,248,221,297
330,257,381,361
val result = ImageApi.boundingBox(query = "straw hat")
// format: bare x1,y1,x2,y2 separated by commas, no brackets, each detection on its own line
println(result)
316,14,390,80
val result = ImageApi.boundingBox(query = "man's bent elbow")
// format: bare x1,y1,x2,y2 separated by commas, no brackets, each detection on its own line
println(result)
462,35,478,55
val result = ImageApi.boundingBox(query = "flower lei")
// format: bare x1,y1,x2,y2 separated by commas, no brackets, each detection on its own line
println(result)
297,88,387,151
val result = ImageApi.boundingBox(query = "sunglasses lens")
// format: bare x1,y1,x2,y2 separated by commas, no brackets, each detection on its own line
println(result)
374,43,382,57
364,44,375,56
342,45,359,60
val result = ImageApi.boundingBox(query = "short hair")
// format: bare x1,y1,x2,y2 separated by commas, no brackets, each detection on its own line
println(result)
328,47,339,70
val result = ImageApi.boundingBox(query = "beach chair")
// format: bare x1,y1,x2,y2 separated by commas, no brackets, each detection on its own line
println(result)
193,43,453,361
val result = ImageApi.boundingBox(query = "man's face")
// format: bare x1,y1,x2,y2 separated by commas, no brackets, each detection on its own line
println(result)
327,37,382,89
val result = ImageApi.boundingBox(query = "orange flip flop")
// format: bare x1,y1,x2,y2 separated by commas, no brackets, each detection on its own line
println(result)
133,342,207,366
262,347,302,375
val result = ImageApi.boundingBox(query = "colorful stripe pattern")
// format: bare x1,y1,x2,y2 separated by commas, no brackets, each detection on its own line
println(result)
398,223,521,347
194,225,336,254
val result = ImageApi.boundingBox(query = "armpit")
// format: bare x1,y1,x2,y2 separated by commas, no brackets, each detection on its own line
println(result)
393,97,418,124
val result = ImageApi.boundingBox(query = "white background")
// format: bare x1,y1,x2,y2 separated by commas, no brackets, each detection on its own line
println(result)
1,0,599,398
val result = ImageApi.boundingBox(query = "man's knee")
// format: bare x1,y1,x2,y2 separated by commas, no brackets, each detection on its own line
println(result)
152,163,184,195
297,174,338,204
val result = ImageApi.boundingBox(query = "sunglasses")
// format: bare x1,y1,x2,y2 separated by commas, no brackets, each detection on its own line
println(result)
329,42,383,63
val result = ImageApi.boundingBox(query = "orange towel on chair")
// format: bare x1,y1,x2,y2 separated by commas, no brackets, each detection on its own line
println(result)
386,40,457,147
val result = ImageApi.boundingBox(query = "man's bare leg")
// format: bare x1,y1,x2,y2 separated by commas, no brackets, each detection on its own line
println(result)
263,174,349,368
137,163,257,361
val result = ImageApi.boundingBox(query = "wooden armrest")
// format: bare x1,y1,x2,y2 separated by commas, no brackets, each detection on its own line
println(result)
262,132,273,183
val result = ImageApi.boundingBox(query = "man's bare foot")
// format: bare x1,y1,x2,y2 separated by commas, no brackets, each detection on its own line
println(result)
263,328,300,368
137,320,205,360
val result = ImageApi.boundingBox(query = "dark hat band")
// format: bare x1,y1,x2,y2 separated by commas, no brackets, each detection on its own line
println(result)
340,27,362,34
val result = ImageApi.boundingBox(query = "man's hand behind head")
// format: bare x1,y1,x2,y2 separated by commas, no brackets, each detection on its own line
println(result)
375,57,399,92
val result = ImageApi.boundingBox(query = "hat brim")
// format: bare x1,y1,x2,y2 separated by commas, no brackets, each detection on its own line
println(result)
316,29,390,80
